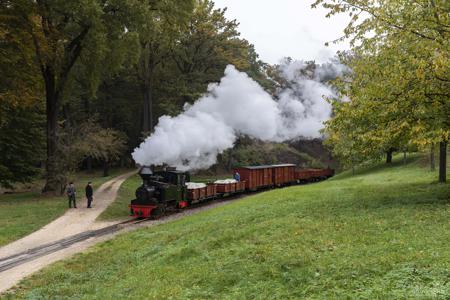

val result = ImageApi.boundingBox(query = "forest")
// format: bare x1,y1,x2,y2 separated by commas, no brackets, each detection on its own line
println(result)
0,0,448,194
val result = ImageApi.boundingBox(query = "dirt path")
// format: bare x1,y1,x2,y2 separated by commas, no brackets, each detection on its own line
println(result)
0,172,248,295
0,171,135,294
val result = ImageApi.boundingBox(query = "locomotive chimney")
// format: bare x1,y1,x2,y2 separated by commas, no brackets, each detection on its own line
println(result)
139,166,153,181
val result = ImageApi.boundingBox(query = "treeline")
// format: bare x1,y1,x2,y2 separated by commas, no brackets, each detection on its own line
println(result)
314,0,449,182
0,0,273,191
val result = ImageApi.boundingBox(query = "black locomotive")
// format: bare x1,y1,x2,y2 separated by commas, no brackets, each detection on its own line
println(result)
130,166,190,217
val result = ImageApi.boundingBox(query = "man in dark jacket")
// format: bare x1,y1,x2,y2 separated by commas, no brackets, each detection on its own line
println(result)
85,182,93,208
67,182,76,208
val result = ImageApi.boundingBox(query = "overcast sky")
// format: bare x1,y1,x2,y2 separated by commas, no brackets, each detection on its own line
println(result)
213,0,350,64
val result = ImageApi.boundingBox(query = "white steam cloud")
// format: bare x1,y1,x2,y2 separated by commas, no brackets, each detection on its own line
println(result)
132,60,347,170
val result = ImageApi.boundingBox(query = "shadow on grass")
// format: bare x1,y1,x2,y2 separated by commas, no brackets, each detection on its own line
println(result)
331,154,422,181
313,182,450,216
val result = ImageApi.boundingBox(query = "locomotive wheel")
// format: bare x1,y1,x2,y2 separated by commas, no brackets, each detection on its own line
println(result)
151,204,167,219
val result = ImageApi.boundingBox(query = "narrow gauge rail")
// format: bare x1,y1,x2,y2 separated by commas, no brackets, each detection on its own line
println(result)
0,219,145,273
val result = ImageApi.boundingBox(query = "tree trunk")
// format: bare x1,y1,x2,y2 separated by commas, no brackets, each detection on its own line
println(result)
140,45,155,134
42,68,59,193
430,144,435,171
103,160,109,177
142,82,153,133
439,141,447,183
86,156,93,173
386,149,393,164
403,151,407,164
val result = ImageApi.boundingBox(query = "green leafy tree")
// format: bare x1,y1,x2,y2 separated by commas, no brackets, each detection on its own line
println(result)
1,0,143,193
136,0,194,133
314,0,449,182
56,119,127,192
0,103,45,188
168,1,272,106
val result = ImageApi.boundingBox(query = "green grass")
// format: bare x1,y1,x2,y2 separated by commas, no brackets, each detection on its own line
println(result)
0,169,130,247
5,155,449,299
97,174,141,221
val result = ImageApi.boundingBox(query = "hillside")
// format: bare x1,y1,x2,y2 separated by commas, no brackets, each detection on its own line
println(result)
206,138,328,175
7,155,450,299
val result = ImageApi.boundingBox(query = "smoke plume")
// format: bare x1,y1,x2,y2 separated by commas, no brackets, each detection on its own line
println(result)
132,60,347,170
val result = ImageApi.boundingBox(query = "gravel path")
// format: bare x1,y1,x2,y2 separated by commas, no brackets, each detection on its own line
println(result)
0,171,135,294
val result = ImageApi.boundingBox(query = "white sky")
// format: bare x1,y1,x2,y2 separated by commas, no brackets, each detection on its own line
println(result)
213,0,350,64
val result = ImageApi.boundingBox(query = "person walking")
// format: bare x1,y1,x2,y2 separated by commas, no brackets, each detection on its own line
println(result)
85,182,93,208
67,182,77,208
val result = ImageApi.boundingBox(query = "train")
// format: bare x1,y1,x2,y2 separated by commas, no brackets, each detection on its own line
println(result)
129,164,335,218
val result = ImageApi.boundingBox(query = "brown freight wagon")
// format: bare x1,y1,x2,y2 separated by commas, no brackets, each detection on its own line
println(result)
187,188,200,201
272,164,296,186
295,168,334,182
199,187,206,199
234,166,274,191
216,182,235,194
323,168,335,177
235,181,246,192
206,183,217,198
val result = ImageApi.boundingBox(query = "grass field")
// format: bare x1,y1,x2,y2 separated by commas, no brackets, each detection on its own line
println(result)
5,155,449,299
0,169,129,247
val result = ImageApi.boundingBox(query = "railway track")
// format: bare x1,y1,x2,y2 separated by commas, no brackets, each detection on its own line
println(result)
0,219,148,273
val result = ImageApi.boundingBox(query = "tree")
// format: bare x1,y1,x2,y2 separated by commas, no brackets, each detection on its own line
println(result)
169,1,270,105
0,4,44,188
73,120,127,177
136,0,270,130
0,102,45,188
55,119,127,191
314,0,449,182
136,0,194,133
1,0,142,193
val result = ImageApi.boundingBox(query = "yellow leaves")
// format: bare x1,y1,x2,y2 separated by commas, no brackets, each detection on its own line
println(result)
432,50,450,80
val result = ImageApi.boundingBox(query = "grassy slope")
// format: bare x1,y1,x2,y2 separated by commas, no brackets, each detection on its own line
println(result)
6,156,450,299
0,169,129,247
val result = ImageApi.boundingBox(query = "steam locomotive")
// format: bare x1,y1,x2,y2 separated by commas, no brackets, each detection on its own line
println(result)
129,164,334,218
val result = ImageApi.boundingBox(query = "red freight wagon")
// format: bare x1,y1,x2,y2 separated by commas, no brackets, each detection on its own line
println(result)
199,187,206,199
206,183,217,197
216,182,234,193
234,166,274,190
235,181,246,192
272,164,296,186
295,169,316,181
311,168,335,178
187,188,200,201
295,168,334,181
323,168,335,177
